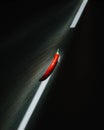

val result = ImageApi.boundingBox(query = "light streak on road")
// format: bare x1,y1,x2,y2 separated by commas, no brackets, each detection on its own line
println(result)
70,0,88,28
39,49,60,81
17,75,51,130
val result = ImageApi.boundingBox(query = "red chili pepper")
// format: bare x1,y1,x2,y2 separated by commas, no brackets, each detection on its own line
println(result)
39,49,60,81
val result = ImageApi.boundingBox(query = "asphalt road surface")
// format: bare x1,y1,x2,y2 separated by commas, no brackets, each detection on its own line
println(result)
0,0,103,130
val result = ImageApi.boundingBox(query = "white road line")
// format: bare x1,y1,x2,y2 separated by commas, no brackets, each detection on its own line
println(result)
70,0,88,28
17,76,51,130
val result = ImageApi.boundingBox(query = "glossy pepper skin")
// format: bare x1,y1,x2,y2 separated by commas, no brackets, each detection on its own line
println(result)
39,49,60,81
